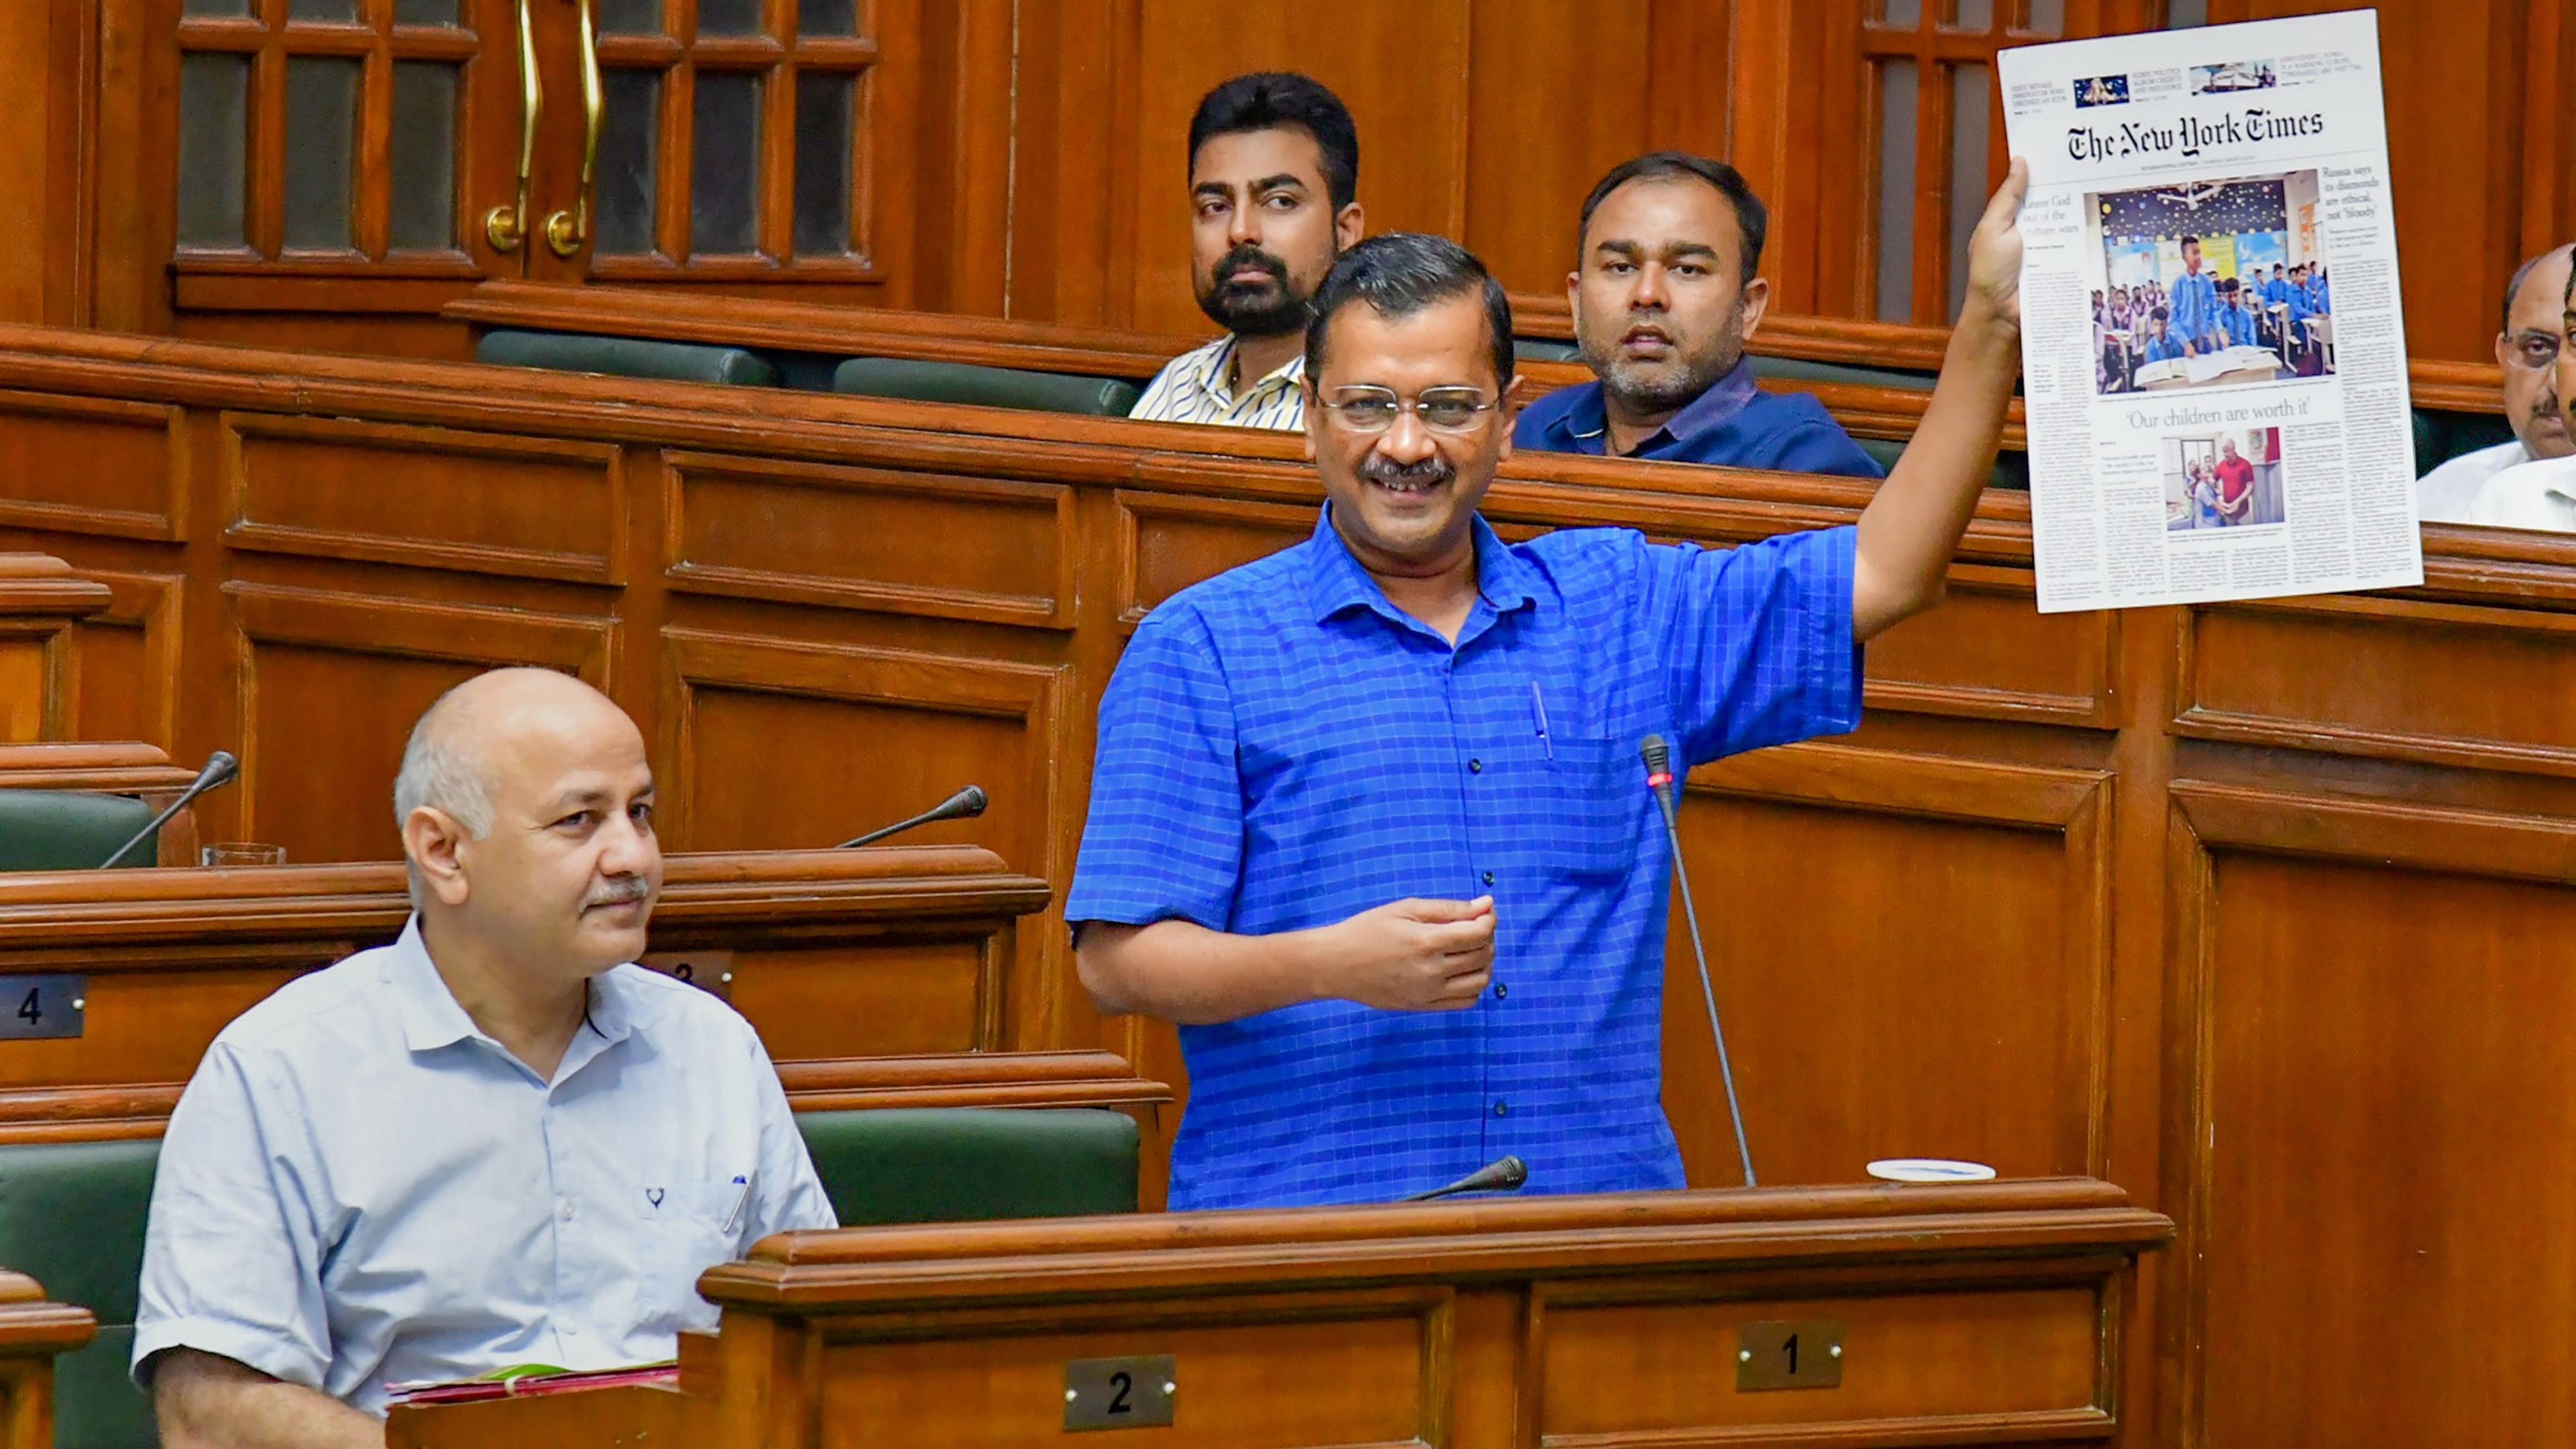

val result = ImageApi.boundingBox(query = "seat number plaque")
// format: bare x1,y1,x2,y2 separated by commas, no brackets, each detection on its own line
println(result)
1736,1319,1843,1391
1063,1355,1175,1430
0,975,84,1040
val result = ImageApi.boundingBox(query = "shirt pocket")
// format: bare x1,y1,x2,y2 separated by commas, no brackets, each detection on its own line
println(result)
626,1180,748,1333
1541,738,1646,881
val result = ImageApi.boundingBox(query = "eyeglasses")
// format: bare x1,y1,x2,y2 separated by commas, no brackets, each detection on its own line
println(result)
2505,330,2563,372
1317,386,1502,434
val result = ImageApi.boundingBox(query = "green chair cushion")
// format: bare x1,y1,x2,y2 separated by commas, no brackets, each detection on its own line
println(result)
55,1324,153,1449
1512,336,1582,363
796,1107,1139,1227
475,330,780,387
831,357,1140,418
0,1140,159,1325
1748,353,1938,392
0,792,155,872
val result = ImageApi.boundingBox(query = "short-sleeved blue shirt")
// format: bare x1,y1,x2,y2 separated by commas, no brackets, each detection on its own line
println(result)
1512,360,1885,479
1066,507,1860,1209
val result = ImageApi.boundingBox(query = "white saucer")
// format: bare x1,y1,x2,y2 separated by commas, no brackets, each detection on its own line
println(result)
1866,1158,1997,1183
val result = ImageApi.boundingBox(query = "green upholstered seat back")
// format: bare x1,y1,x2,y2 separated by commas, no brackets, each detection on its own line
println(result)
1747,353,1939,392
474,329,780,387
795,1108,1139,1226
2413,406,2518,473
831,357,1141,418
0,1138,162,1448
0,791,154,873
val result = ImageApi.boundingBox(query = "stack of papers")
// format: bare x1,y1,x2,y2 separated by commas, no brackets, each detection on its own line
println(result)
383,1362,679,1407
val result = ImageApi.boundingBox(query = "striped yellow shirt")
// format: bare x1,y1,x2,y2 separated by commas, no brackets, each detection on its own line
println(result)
1128,335,1306,430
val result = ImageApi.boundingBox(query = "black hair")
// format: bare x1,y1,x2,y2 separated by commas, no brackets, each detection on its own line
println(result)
2180,234,2201,247
2151,305,2169,321
1576,151,1768,286
1188,72,1359,211
1303,233,1514,391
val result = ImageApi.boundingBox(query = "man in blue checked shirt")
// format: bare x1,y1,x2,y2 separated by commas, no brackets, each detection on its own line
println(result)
1067,163,2028,1211
2168,235,2221,355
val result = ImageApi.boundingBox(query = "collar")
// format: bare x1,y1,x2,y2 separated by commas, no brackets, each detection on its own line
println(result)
1179,335,1306,407
1300,506,1541,630
1553,357,1761,456
385,914,654,1059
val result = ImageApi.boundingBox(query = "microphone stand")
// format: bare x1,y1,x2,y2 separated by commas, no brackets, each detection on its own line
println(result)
1642,736,1757,1188
838,786,988,849
1400,1155,1528,1202
99,750,239,870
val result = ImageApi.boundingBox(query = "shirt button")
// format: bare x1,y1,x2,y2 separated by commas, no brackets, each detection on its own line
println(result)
1468,758,1483,774
1494,982,1509,999
1481,870,1495,886
1493,1101,1509,1117
560,1201,576,1221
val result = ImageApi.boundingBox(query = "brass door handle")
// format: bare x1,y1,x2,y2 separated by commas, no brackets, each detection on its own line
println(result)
543,0,601,259
484,0,541,252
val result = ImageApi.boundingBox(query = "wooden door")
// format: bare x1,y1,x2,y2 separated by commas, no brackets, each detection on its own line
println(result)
526,0,918,303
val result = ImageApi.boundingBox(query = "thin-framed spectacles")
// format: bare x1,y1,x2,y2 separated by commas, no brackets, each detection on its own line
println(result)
1318,385,1502,435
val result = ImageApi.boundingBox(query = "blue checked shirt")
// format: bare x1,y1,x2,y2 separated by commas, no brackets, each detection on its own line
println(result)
1066,508,1860,1209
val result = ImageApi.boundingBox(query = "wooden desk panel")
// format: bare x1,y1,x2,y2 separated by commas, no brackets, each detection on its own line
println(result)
380,1181,2167,1449
0,847,1163,1141
0,740,202,865
0,553,109,743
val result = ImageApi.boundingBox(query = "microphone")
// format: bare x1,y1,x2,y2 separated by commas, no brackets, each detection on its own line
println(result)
837,785,987,849
1641,735,1757,1188
98,750,239,869
1400,1155,1528,1202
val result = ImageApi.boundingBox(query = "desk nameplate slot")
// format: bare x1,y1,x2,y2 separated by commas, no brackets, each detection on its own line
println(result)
1063,1355,1176,1430
641,951,733,1001
1737,1319,1843,1391
0,975,85,1040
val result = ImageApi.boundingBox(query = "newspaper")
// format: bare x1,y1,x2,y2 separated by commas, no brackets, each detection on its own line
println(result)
1998,10,2421,613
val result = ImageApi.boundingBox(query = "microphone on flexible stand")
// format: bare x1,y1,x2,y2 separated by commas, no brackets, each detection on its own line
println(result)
1400,1155,1528,1202
97,750,239,870
1641,735,1757,1188
837,786,988,848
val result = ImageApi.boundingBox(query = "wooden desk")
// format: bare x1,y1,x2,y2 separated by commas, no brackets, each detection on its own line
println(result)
386,1179,2170,1449
0,554,109,744
0,1270,94,1445
0,846,1165,1143
0,740,203,866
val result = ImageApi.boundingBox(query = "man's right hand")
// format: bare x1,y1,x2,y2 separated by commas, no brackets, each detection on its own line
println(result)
1322,896,1497,1011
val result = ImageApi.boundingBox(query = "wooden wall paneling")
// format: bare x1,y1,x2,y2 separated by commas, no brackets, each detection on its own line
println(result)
656,626,1072,1048
660,449,1078,628
219,412,625,583
1669,741,2114,1188
2164,781,2576,1445
1862,563,2120,727
1112,487,1316,627
0,391,185,543
59,568,186,751
1461,1,1648,302
0,0,94,327
1001,0,1143,328
0,555,112,745
2522,0,2576,260
1121,0,1474,337
2175,591,2576,777
905,0,1013,316
224,581,617,863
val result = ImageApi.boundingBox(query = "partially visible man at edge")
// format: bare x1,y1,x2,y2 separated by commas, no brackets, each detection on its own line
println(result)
2419,245,2574,523
1067,160,2029,1211
1513,152,1883,478
134,668,834,1446
1128,71,1365,431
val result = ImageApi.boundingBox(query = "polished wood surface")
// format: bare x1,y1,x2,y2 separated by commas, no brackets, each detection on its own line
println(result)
385,1180,2170,1449
0,318,2573,1437
0,554,108,744
0,1269,95,1449
0,844,1166,1143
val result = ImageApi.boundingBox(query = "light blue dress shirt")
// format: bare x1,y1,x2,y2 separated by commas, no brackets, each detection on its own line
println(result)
132,918,836,1415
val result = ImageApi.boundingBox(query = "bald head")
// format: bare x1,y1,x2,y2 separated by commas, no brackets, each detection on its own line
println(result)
394,668,636,839
2502,246,2575,459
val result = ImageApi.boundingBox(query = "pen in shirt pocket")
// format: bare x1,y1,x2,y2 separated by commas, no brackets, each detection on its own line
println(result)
721,1173,752,1233
1530,681,1553,760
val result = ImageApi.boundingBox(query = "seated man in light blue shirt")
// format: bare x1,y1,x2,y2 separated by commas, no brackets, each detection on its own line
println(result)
134,668,835,1445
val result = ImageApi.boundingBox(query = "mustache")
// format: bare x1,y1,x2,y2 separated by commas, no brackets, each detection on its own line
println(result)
1359,452,1457,486
584,877,650,909
1211,243,1289,288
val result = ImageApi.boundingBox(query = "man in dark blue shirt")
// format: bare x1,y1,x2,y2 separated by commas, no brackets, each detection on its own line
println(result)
1514,153,1883,478
1069,163,2028,1208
